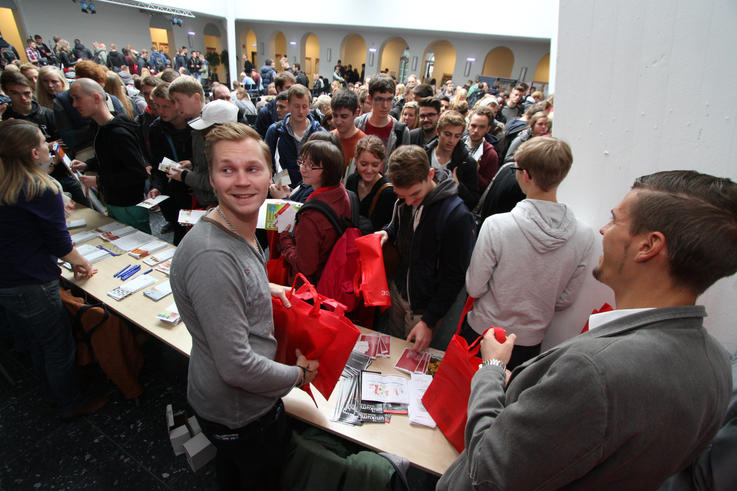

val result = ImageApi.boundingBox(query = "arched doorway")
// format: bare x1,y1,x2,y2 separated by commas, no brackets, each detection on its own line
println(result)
421,40,456,87
301,32,320,86
149,14,174,58
270,31,287,70
379,37,409,82
240,28,258,73
0,7,26,62
339,33,366,77
482,47,514,78
203,23,224,82
534,53,550,84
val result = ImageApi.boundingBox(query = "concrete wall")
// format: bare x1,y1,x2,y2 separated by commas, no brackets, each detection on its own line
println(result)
11,0,225,66
156,0,554,40
234,21,550,89
547,0,737,352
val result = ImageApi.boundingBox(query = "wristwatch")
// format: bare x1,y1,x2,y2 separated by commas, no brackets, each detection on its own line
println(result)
479,359,506,371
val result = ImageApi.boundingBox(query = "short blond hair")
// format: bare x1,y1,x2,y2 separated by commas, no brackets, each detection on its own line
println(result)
515,136,572,192
436,110,466,132
168,75,204,99
205,122,272,173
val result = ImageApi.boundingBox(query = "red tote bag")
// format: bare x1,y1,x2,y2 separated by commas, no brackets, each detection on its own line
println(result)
353,234,391,309
421,296,506,452
272,274,361,401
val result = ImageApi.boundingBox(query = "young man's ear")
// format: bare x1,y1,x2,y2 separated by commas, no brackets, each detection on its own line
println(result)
634,231,666,263
427,167,435,182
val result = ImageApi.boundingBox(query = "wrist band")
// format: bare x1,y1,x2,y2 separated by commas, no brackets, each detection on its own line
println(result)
297,365,307,386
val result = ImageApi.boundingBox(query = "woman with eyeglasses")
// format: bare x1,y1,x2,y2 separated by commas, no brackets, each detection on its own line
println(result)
345,135,397,232
278,139,351,284
0,119,106,419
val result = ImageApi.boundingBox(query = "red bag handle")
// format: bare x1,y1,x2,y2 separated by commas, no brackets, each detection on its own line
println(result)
456,296,507,351
456,296,476,335
291,273,321,317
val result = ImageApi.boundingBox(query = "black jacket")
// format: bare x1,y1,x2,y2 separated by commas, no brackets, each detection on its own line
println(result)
384,178,476,328
3,101,57,140
425,139,480,210
256,97,278,138
93,115,148,206
106,50,126,71
409,127,437,148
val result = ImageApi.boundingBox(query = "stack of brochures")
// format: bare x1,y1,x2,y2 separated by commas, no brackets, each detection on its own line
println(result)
331,350,372,426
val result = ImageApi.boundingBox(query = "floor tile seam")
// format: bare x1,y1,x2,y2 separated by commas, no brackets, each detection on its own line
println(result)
85,418,171,489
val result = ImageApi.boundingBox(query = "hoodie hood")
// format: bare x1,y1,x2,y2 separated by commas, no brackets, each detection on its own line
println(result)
505,118,529,136
511,199,578,253
422,176,458,207
101,114,140,135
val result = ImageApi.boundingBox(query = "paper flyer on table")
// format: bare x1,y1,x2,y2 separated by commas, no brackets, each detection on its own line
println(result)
75,244,110,264
360,372,409,405
157,302,181,324
408,373,436,428
143,248,176,266
128,239,168,259
67,219,86,228
70,230,97,245
111,231,153,252
257,199,303,232
107,274,157,301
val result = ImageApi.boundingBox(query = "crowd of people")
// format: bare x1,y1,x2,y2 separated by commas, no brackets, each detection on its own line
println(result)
1,28,736,491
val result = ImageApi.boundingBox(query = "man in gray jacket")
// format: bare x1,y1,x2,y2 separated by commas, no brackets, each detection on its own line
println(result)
438,170,736,490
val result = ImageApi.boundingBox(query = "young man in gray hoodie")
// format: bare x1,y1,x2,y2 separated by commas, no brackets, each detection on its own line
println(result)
462,136,594,369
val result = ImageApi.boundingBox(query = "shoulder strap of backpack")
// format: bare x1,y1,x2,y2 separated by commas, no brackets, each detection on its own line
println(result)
368,182,392,220
436,195,464,238
297,199,346,236
393,120,407,143
346,189,361,228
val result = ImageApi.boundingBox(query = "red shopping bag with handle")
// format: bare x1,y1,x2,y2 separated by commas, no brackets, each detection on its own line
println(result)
353,234,391,309
272,274,360,402
421,296,506,452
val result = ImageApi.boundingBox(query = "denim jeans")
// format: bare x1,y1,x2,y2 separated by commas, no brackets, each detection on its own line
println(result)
0,280,84,414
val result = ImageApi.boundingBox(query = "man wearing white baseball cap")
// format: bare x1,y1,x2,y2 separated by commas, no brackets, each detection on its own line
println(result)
167,76,238,207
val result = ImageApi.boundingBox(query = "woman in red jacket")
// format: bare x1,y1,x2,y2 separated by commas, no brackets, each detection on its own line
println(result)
279,139,351,284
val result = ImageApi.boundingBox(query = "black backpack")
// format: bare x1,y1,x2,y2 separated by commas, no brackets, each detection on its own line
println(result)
297,189,372,236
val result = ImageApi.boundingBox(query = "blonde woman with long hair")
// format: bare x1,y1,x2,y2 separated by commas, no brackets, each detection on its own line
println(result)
103,71,135,118
36,65,68,109
0,119,106,419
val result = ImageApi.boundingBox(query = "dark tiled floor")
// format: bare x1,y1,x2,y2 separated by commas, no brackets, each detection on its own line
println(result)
0,334,218,490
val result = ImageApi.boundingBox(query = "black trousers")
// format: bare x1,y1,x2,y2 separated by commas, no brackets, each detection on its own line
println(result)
458,317,541,371
197,400,290,491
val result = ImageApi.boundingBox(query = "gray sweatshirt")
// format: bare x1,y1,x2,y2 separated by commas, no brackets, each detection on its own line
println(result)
466,199,594,345
170,217,300,428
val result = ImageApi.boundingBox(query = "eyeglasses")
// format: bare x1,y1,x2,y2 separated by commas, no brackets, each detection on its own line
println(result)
511,166,531,177
419,112,438,119
372,96,394,105
297,159,323,171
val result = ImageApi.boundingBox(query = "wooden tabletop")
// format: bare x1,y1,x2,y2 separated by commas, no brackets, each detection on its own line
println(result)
61,206,459,475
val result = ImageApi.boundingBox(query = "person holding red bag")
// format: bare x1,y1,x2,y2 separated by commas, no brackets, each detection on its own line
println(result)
170,122,318,491
438,171,736,490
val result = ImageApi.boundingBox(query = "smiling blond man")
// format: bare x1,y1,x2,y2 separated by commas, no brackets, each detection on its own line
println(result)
171,122,318,490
